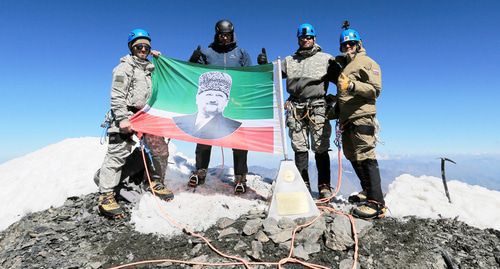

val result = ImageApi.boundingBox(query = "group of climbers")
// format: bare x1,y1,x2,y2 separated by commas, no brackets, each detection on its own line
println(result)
282,21,386,219
95,19,386,220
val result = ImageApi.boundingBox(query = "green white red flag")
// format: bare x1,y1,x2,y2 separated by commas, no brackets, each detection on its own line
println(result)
130,56,284,154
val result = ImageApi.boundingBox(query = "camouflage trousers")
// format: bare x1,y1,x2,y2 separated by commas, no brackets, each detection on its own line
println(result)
97,133,169,193
286,99,331,153
341,116,379,162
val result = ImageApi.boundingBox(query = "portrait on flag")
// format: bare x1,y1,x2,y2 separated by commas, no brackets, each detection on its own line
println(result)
173,71,242,140
130,56,284,154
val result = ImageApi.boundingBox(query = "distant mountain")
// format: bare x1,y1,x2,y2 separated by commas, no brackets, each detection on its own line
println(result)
249,154,500,195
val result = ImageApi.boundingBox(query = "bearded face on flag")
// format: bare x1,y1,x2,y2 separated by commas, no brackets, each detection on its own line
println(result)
173,71,242,140
196,72,231,117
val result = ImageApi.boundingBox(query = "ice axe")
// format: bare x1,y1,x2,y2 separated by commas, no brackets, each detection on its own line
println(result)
439,157,456,203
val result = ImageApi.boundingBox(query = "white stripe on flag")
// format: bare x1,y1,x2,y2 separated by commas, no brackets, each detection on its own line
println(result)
143,106,279,128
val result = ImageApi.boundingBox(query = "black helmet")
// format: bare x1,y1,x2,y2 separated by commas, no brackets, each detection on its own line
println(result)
215,19,234,34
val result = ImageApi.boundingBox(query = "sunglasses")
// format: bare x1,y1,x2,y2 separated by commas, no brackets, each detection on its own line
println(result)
342,41,358,47
133,44,151,51
218,33,231,38
299,35,314,40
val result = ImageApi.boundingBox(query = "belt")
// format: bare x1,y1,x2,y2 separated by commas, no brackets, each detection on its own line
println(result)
289,96,326,104
343,122,375,136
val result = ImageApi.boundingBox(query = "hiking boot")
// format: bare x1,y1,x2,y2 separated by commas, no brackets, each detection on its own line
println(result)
318,184,332,199
352,202,387,219
98,192,125,219
188,169,207,187
147,181,174,201
234,174,247,194
348,190,368,203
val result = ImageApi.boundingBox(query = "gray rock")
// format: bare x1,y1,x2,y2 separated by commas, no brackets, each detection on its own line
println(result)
332,215,353,237
218,227,239,239
85,261,103,269
233,240,249,251
303,242,321,255
295,226,323,244
250,240,263,260
263,217,281,235
296,215,325,226
278,217,296,229
309,216,326,230
279,242,291,252
324,229,354,251
254,230,270,243
339,259,360,269
216,217,236,229
189,255,209,269
293,245,309,260
190,243,203,255
243,219,262,236
269,228,294,243
354,218,373,238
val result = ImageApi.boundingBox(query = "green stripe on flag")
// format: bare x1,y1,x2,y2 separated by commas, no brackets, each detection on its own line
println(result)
150,57,274,120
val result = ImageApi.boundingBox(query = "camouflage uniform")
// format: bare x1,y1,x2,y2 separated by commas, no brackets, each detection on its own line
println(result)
97,55,169,193
282,44,333,190
336,47,384,205
337,48,381,162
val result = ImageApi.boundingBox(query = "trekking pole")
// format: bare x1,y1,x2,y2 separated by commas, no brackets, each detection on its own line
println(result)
439,157,456,204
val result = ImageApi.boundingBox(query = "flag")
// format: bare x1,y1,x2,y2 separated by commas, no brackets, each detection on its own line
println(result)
130,56,284,154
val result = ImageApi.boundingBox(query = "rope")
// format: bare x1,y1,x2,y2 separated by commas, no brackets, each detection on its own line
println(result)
139,138,155,171
112,144,251,269
109,132,359,269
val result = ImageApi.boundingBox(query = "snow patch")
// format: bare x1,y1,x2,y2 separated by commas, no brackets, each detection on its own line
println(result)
386,174,500,230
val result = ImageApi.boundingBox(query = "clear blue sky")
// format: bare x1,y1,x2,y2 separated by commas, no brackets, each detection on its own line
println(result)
1,0,500,164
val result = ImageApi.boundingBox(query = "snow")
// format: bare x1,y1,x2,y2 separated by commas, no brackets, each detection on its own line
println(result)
0,138,104,230
1,138,499,234
0,137,271,235
385,174,500,230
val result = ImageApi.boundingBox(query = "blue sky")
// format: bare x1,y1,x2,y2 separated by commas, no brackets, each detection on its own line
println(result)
1,0,500,165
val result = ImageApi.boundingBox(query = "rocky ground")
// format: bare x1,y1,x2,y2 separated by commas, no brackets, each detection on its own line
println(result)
1,193,499,269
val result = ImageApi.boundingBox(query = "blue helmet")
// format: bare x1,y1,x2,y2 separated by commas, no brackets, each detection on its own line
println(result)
339,28,361,44
127,28,151,45
297,23,316,38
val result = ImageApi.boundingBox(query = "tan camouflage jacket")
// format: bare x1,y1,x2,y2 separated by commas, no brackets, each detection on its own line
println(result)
337,48,382,123
109,55,154,127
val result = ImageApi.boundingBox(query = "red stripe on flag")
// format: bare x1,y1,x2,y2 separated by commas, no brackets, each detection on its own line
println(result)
130,111,275,153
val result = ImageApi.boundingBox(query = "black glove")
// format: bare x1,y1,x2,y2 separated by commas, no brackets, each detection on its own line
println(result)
257,48,268,65
189,45,204,63
326,58,343,84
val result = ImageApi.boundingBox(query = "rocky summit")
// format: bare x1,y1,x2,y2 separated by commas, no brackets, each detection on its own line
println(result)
0,193,499,269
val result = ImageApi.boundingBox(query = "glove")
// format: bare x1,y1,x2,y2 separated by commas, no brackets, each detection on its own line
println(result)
189,45,203,63
257,48,268,65
337,73,353,92
150,50,162,58
326,59,342,83
119,119,133,134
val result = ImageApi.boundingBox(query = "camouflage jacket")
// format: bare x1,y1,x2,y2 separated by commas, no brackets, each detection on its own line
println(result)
283,44,333,100
337,48,382,123
109,55,154,125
